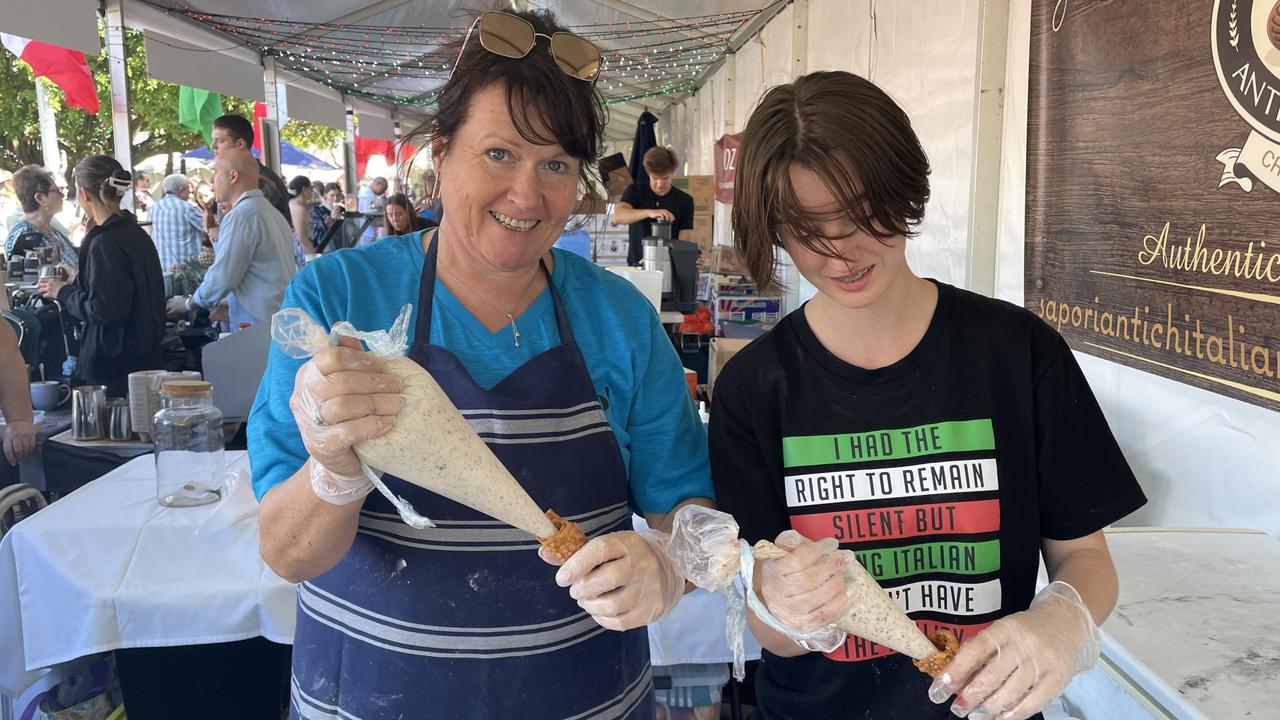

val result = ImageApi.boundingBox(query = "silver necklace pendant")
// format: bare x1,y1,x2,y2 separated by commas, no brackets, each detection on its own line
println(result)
508,313,521,348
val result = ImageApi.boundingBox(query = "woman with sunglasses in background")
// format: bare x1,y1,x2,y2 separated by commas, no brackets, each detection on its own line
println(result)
249,10,711,719
6,165,78,270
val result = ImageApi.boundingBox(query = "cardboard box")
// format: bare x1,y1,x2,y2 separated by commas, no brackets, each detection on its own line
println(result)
593,235,628,266
689,212,713,253
711,245,747,275
699,273,757,300
577,188,607,215
605,167,632,200
712,295,782,326
708,337,752,399
673,175,714,215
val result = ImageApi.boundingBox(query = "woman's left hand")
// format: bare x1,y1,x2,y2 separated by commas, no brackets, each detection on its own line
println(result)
929,581,1101,720
546,530,685,631
36,277,66,299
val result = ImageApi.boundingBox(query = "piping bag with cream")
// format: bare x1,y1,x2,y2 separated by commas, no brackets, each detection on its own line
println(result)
271,305,587,560
667,505,956,681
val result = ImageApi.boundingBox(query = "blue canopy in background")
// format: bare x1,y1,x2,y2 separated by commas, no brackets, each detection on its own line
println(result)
183,140,337,170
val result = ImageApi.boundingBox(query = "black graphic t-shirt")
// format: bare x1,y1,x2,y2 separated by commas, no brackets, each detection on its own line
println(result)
619,182,695,265
709,281,1147,720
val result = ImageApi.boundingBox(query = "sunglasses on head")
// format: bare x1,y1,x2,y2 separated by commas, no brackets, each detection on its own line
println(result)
450,11,603,84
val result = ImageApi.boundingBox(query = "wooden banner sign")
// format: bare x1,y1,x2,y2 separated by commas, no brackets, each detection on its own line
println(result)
1026,0,1280,411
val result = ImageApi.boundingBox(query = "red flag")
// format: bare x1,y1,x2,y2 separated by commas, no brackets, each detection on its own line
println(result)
397,142,419,165
1,34,99,114
354,135,393,178
252,101,268,155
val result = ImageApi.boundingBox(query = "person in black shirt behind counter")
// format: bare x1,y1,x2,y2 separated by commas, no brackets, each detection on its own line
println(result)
36,156,164,397
612,146,695,266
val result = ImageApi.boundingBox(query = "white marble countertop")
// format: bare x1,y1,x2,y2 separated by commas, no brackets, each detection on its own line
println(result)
1101,527,1280,719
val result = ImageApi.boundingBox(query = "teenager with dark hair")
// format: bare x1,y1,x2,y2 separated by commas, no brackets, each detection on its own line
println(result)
612,146,695,266
711,70,1147,720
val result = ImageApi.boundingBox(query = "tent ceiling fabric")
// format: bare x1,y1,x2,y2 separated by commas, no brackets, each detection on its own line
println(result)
144,31,266,102
137,0,781,139
0,0,100,56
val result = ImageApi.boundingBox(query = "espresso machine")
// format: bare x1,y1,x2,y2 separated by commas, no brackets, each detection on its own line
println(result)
641,219,700,312
641,219,675,294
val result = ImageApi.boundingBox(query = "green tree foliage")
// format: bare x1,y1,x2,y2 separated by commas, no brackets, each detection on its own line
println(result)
2,27,343,179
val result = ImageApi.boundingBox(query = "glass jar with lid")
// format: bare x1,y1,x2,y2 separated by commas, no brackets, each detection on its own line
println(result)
153,380,225,507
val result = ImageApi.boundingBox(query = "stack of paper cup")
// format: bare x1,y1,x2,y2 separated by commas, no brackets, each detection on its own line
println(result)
129,370,201,440
128,371,165,441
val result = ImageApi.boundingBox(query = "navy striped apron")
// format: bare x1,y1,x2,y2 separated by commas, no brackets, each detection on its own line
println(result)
289,236,653,719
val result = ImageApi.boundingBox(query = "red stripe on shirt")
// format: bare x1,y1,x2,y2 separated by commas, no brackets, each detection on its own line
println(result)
823,620,995,663
790,499,1001,544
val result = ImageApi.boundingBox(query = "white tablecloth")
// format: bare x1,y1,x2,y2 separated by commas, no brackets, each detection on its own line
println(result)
0,460,761,698
0,452,297,696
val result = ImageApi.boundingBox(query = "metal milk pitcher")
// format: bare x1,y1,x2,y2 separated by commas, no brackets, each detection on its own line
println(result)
71,385,107,440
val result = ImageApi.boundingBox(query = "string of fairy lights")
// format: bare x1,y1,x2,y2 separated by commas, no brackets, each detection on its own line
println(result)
141,1,766,109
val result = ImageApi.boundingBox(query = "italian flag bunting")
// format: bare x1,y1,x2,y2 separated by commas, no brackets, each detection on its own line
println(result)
1,34,99,113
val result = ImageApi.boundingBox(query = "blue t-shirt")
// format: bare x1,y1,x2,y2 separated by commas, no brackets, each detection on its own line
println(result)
248,231,712,514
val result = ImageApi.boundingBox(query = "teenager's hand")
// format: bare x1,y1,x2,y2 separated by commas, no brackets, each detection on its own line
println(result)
929,581,1101,720
754,531,851,652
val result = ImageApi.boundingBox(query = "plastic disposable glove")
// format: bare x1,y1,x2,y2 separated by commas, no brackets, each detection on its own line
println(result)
666,504,743,592
929,581,1101,720
546,529,686,631
3,419,35,465
289,336,404,505
755,530,853,652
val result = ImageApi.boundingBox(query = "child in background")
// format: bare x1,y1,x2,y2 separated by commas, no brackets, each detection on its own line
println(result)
708,70,1147,720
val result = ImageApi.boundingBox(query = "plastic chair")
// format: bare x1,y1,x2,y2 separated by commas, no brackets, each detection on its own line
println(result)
2,307,41,366
3,311,23,348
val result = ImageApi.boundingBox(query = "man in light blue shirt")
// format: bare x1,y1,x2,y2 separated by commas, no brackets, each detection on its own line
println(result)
356,177,387,245
166,149,296,329
149,173,205,272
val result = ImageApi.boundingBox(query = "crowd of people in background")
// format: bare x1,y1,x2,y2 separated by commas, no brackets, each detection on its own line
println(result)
0,109,446,419
2,118,441,285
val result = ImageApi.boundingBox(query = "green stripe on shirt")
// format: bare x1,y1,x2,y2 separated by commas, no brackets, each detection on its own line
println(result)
782,419,995,468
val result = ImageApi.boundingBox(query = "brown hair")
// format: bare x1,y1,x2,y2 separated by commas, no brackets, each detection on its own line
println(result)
212,114,254,147
643,146,677,176
73,155,131,209
406,8,606,205
732,71,931,294
384,193,423,234
13,165,57,213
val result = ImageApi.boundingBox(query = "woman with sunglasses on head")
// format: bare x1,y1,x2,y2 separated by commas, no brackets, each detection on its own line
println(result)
709,71,1147,720
6,165,78,271
249,10,711,719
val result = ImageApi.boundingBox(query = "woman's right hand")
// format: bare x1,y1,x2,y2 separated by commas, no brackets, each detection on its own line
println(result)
289,336,404,504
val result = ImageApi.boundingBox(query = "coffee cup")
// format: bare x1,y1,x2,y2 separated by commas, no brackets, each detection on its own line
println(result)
38,265,66,281
30,380,71,411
